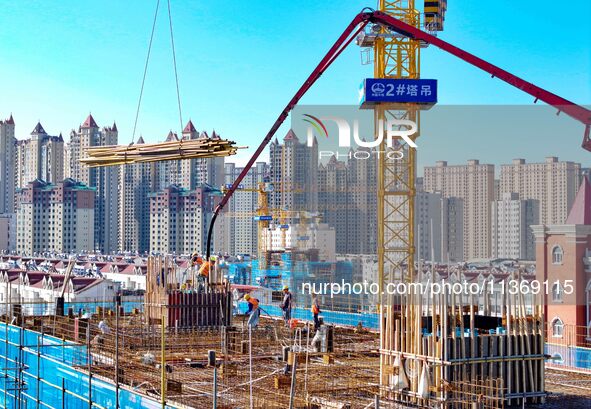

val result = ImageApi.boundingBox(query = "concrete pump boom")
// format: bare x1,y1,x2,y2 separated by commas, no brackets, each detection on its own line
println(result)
206,9,591,259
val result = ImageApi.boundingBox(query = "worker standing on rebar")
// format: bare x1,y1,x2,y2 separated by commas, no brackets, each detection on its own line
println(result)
280,285,293,327
195,255,212,292
244,293,260,327
311,293,321,331
188,252,202,290
198,257,211,278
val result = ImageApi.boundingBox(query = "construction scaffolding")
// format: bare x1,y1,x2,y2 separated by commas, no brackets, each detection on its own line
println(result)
144,256,233,329
380,278,546,407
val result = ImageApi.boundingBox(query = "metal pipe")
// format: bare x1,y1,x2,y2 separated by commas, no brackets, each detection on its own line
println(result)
161,306,166,409
212,366,218,409
36,335,40,409
248,325,253,409
87,325,92,409
288,354,297,409
61,378,65,409
115,296,120,409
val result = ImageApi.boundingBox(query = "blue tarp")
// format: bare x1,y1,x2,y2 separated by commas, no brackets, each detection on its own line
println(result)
0,323,170,409
546,343,591,370
237,301,379,329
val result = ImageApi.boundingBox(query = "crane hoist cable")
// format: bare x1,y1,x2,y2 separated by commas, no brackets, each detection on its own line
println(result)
84,2,240,168
131,0,183,144
132,0,160,143
205,9,591,259
167,0,183,132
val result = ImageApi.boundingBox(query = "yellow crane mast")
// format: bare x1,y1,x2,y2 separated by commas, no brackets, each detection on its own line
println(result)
375,0,420,297
372,0,446,398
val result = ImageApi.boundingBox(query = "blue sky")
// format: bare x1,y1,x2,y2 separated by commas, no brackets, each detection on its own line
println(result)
0,1,589,166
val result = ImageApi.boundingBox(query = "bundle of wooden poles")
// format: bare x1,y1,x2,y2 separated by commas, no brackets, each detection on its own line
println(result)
80,137,246,167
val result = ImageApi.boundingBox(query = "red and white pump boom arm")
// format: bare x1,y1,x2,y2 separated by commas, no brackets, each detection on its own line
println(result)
206,10,591,258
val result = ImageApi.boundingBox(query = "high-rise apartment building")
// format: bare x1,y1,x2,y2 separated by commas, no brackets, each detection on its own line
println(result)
66,115,118,252
415,192,464,262
345,148,378,255
15,122,64,188
269,130,318,216
179,122,225,190
152,131,184,191
118,136,152,254
442,197,464,262
149,185,203,255
318,155,350,253
500,157,580,225
491,192,539,260
153,124,225,192
0,213,16,252
415,191,442,262
0,115,16,214
15,179,95,255
424,160,495,260
149,184,226,255
316,149,377,255
223,161,269,256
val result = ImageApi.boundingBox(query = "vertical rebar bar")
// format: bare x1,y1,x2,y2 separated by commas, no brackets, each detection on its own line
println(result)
87,324,92,409
115,296,120,409
61,378,65,409
36,335,40,409
161,306,166,409
213,365,218,409
249,325,253,409
288,354,297,409
4,321,7,406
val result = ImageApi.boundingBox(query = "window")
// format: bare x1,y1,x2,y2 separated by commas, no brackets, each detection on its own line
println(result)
552,317,564,337
552,282,563,302
552,246,563,265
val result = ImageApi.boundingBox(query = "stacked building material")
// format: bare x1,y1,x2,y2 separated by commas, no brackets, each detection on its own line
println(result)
81,138,245,167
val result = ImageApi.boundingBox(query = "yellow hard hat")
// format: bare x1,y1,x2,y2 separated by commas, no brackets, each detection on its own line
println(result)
244,294,251,301
282,285,289,291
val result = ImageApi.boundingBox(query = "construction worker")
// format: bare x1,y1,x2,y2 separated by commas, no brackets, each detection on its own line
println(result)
189,252,203,267
196,255,215,288
198,258,211,278
244,293,260,327
311,293,321,331
280,285,293,326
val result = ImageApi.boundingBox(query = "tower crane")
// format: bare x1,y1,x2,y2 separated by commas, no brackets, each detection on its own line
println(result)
207,8,591,263
220,182,301,265
221,182,270,263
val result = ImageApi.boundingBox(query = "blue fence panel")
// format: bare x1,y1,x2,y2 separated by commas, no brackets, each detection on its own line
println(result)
0,323,170,409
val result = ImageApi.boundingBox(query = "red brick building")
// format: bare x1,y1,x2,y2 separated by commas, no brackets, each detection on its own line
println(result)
532,176,591,344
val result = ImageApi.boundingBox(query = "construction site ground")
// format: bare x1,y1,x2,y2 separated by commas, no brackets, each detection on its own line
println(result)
16,312,591,408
